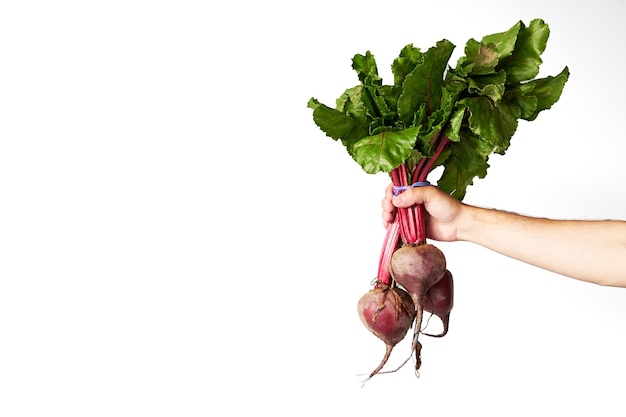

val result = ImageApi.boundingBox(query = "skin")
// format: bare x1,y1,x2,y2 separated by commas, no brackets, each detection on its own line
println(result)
382,184,626,287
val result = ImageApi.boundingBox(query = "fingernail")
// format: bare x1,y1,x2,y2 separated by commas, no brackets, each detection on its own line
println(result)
392,194,404,205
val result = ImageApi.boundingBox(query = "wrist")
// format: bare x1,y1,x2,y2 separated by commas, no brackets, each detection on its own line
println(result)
455,204,486,242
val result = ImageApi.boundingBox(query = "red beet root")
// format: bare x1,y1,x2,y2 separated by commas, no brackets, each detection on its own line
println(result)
422,269,454,337
390,243,447,370
357,284,416,379
390,244,447,303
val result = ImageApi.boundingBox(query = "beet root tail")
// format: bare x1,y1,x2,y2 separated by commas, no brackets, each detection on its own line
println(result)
422,312,450,338
368,343,394,378
412,304,424,371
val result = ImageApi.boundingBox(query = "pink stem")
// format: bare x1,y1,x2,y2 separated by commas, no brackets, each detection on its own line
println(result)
417,136,450,182
412,158,427,184
390,169,409,244
376,218,400,286
398,167,418,244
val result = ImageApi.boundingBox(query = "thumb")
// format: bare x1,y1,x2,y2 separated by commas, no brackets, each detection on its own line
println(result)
392,193,411,207
392,187,426,207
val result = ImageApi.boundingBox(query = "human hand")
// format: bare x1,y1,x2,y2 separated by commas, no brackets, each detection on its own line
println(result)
381,184,464,242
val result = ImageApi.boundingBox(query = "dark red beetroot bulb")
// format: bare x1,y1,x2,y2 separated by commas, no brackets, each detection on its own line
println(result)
390,243,447,371
357,285,416,379
422,269,454,337
390,243,447,305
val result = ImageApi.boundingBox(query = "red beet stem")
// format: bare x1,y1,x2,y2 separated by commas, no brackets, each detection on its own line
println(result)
391,165,421,245
415,135,450,182
376,219,400,286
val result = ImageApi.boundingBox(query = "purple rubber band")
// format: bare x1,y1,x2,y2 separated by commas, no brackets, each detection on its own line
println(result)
393,181,431,196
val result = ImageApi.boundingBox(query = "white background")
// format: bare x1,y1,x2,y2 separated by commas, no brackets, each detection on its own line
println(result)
1,0,625,416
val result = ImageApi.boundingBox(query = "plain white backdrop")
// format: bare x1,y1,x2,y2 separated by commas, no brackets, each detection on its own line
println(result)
1,0,625,416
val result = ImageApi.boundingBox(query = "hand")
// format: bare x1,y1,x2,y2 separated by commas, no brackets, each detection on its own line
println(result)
381,184,465,242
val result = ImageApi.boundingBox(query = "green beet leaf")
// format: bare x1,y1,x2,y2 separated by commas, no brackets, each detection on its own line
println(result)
397,39,455,126
437,132,494,199
511,66,570,121
336,85,368,121
466,70,507,105
348,127,420,174
391,44,423,86
498,18,550,84
480,21,521,65
352,51,381,85
460,96,520,154
308,99,369,144
456,39,500,76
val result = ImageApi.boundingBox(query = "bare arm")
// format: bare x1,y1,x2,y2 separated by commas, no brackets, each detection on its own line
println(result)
458,205,626,286
383,185,626,287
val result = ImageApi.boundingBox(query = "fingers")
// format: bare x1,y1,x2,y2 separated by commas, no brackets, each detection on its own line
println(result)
384,183,394,201
381,196,395,227
381,183,396,228
382,184,441,227
391,186,431,208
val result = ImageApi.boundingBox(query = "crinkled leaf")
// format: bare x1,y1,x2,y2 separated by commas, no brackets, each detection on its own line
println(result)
445,107,466,142
308,98,369,143
499,19,550,84
467,70,507,105
335,85,368,121
444,69,468,102
348,127,420,174
362,84,391,121
455,20,520,77
416,89,456,156
457,39,500,76
428,87,455,129
437,133,494,199
481,21,521,62
391,44,423,86
511,66,570,120
397,39,455,125
378,85,402,122
460,96,521,153
352,51,381,85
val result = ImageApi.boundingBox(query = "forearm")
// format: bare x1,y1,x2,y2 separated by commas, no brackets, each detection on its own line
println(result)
457,205,626,287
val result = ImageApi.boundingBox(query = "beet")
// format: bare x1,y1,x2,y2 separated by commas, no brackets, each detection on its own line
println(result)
390,243,447,370
422,269,454,337
357,284,416,379
390,243,447,304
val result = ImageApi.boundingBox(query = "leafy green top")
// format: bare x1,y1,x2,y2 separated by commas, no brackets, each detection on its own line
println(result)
308,19,569,200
